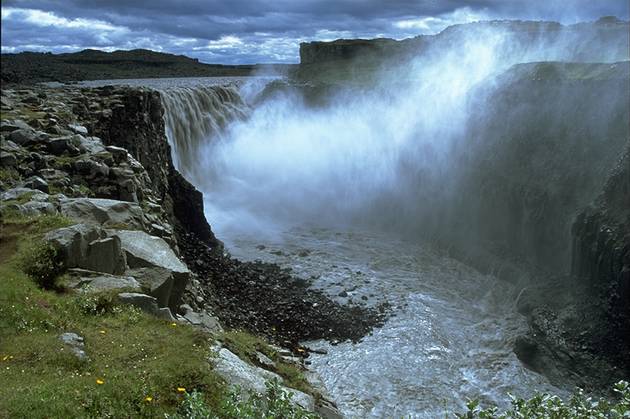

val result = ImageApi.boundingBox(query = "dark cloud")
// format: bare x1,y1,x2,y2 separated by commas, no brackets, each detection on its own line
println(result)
1,0,628,63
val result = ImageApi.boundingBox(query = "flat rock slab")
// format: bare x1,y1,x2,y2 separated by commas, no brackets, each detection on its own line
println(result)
212,347,314,411
117,292,159,315
67,269,140,293
182,310,223,334
59,198,145,229
114,230,188,273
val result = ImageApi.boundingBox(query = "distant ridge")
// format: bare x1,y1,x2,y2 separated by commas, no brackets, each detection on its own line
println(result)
299,17,630,64
0,48,295,85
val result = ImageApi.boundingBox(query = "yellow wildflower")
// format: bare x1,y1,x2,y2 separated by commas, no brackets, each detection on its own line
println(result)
145,396,153,402
96,379,104,385
171,323,177,327
99,330,106,334
177,387,186,393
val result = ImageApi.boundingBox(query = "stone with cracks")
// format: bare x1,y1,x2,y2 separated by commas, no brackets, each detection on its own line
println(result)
113,230,190,310
59,198,145,229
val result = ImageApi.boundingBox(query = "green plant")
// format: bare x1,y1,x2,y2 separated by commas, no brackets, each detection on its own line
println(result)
458,381,630,419
16,240,64,289
169,380,318,419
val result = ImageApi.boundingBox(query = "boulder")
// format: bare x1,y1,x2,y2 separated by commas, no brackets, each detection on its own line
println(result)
84,237,126,275
117,292,159,315
59,198,145,229
8,128,48,146
74,158,110,178
0,120,31,133
212,347,315,411
125,267,173,308
106,146,128,164
7,201,57,216
67,269,140,293
59,332,87,361
182,310,223,334
113,230,190,309
47,136,81,156
0,187,48,202
156,307,176,321
68,124,88,135
78,136,106,154
22,176,49,193
0,152,17,167
45,224,105,268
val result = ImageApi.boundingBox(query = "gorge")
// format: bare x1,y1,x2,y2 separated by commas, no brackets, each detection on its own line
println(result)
1,16,629,419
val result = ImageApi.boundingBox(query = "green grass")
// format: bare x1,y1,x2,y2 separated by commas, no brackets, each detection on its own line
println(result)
0,214,227,418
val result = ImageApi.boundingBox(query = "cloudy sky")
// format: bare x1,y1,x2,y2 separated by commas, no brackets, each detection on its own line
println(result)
1,0,628,64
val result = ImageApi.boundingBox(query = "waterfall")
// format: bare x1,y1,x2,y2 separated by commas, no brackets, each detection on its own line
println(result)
159,84,248,179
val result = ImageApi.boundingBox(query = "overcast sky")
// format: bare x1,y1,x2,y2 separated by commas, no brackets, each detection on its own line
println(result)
1,0,628,64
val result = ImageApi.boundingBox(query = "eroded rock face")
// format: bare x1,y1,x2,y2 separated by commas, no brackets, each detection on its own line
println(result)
45,224,127,275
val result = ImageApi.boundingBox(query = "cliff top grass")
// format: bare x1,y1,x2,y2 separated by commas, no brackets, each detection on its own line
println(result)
0,214,225,418
0,211,321,418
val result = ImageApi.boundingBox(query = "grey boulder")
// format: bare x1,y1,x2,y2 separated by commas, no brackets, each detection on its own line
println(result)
59,198,145,229
67,269,140,293
59,332,88,361
212,347,315,411
117,292,159,315
113,230,190,310
45,224,127,275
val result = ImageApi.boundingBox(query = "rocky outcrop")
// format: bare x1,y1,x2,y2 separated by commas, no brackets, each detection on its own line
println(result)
571,145,630,353
435,61,630,274
112,229,191,310
71,86,220,248
299,18,629,65
513,144,630,389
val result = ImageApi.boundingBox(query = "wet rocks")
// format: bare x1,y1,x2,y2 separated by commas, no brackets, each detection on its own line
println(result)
179,230,388,348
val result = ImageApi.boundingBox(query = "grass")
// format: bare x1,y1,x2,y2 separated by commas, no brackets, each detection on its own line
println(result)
0,212,320,418
0,213,228,418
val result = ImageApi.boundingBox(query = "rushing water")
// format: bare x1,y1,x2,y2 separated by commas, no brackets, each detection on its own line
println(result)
212,224,562,418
